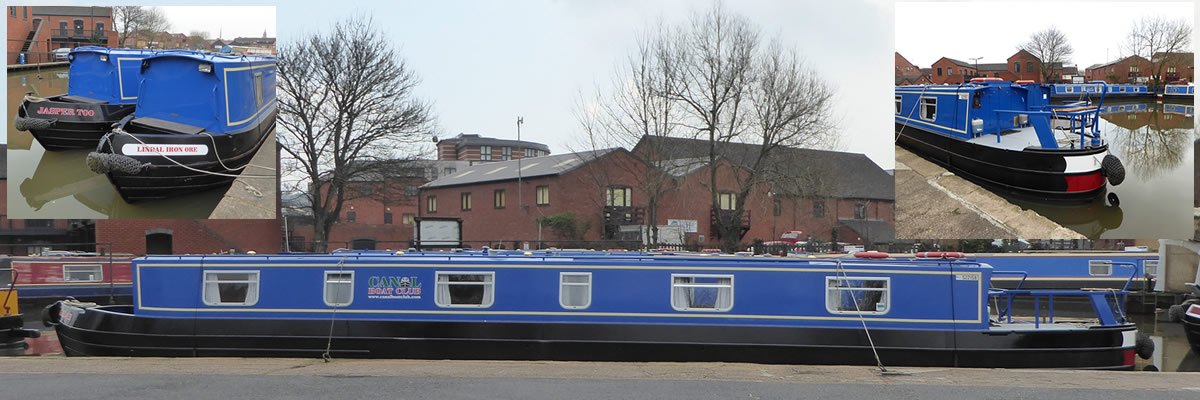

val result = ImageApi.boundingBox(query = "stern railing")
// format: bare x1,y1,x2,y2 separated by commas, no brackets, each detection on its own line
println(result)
989,261,1139,328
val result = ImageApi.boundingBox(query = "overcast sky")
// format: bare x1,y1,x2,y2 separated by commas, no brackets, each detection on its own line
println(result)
897,2,1194,70
157,6,275,40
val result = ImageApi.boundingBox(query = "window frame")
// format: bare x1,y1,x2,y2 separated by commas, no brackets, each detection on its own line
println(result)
501,146,512,160
62,264,103,282
920,97,937,121
606,186,632,207
461,192,472,211
670,274,734,312
1143,260,1159,277
536,185,550,206
854,202,867,219
346,211,356,223
202,270,260,306
559,272,592,310
480,145,492,161
434,271,495,308
718,192,737,211
384,212,393,225
894,95,901,115
427,196,438,213
494,189,506,209
1088,260,1113,276
323,271,354,307
825,276,890,316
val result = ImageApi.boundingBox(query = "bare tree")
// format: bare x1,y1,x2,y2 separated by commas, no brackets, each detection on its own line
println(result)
574,23,684,245
1123,17,1192,89
277,16,437,252
1019,26,1073,83
113,6,170,48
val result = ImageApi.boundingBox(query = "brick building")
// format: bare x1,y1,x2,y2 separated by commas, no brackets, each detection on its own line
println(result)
436,133,550,164
1152,52,1194,83
930,57,975,85
7,6,33,64
418,136,895,248
1006,49,1043,82
9,6,117,65
894,52,931,85
1085,56,1152,83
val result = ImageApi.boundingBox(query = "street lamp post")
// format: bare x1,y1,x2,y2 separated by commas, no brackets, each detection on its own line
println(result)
969,57,983,81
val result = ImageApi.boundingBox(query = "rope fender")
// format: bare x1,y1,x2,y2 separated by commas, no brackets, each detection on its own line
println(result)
13,115,55,132
87,152,147,175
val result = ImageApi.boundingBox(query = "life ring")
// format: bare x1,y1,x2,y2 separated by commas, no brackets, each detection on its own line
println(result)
970,77,1002,83
915,251,965,258
1014,80,1035,84
854,251,890,259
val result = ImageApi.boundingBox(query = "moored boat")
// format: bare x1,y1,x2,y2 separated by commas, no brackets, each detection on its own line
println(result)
1184,304,1200,353
896,79,1125,201
1163,82,1194,101
11,251,134,302
14,47,155,151
45,249,1145,369
86,50,276,202
2,258,41,355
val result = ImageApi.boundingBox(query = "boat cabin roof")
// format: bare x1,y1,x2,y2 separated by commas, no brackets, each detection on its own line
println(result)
143,49,275,65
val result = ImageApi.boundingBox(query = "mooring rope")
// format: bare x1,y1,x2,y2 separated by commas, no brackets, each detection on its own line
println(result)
895,84,931,142
835,259,888,373
322,255,349,362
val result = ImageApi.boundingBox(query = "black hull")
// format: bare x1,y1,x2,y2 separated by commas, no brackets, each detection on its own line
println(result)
52,304,1134,370
1184,314,1200,354
896,122,1107,201
97,107,276,202
16,96,135,151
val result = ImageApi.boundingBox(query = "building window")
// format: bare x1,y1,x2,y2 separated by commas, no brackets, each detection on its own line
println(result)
59,21,67,36
894,95,901,114
501,146,512,160
560,272,592,309
435,272,494,308
96,21,103,33
202,271,260,306
718,192,737,210
773,199,782,216
1026,61,1033,72
73,19,84,36
461,192,473,211
920,97,936,121
63,264,102,282
1014,62,1020,73
23,6,26,20
480,145,492,161
1168,66,1176,74
494,189,506,209
443,167,456,176
813,200,825,218
936,67,942,76
405,185,419,197
402,214,415,225
948,67,953,75
324,271,354,307
536,185,550,205
826,277,889,315
993,72,999,77
346,211,356,223
1088,260,1113,276
671,274,733,312
606,186,632,207
8,7,13,17
854,203,866,219
1129,65,1139,73
427,196,437,213
524,148,534,158
384,212,393,224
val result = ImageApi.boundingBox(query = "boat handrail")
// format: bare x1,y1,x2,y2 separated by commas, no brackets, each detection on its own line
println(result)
990,271,1028,290
990,287,1130,327
1115,261,1144,292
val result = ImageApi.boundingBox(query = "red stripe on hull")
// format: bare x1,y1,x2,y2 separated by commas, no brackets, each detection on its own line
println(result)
1065,172,1105,193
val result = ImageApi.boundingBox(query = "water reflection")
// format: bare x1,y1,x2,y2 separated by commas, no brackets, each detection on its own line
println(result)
6,67,226,219
1131,313,1200,372
1004,100,1194,239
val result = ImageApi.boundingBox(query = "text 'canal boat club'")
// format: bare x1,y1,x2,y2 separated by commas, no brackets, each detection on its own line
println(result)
86,50,276,202
895,78,1126,202
45,249,1154,369
14,47,155,150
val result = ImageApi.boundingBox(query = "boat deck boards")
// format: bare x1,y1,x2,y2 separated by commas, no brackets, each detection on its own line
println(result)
966,126,1067,151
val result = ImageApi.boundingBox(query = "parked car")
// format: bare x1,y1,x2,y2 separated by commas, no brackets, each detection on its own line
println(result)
52,48,71,61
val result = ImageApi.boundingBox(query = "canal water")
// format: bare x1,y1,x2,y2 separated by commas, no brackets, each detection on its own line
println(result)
1003,99,1195,240
6,67,225,218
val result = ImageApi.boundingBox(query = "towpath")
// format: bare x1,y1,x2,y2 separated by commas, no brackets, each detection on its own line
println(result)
895,145,1084,239
0,357,1195,399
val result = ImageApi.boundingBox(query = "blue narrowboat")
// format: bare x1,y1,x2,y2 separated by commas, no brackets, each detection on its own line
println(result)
86,50,276,202
45,249,1146,369
1050,83,1147,98
14,47,155,151
962,252,1158,291
896,78,1126,201
1163,83,1194,100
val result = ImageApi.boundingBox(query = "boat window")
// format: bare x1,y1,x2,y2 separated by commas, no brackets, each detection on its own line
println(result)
1143,260,1159,278
894,96,901,114
1088,260,1112,276
920,97,936,121
671,274,733,312
254,71,263,107
63,264,103,282
826,277,889,315
560,272,592,309
202,271,260,306
324,271,354,307
435,272,494,308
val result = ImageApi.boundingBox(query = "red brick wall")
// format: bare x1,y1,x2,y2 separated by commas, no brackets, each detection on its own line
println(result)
931,58,974,85
895,52,919,76
1007,50,1043,82
95,219,281,255
1086,56,1152,83
7,6,33,64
